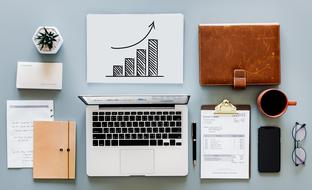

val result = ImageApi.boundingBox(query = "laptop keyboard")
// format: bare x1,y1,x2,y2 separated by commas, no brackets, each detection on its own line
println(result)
92,111,182,146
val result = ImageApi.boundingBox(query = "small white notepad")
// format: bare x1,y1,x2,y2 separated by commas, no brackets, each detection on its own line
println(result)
7,100,54,168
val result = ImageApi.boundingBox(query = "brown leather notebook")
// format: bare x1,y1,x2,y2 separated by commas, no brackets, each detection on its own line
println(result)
199,23,280,88
33,121,76,179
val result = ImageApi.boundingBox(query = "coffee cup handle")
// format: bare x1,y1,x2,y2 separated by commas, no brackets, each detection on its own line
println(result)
288,101,297,106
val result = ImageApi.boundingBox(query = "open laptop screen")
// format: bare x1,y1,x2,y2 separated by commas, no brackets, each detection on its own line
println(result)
79,95,190,105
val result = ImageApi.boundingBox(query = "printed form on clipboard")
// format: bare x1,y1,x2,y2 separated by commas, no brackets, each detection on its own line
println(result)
200,100,250,179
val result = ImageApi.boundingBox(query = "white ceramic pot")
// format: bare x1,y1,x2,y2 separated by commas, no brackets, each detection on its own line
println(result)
32,26,63,54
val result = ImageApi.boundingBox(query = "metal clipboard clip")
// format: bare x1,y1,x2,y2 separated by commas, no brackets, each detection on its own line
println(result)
214,99,237,115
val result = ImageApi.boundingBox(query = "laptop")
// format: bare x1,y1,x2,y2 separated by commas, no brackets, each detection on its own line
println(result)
79,95,190,176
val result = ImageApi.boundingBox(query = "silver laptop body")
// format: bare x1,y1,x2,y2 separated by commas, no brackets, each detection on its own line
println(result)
79,95,190,176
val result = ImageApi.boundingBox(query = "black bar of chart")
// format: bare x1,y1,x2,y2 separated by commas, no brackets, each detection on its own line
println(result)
125,58,135,76
136,49,146,76
148,39,158,76
113,65,123,76
106,39,163,78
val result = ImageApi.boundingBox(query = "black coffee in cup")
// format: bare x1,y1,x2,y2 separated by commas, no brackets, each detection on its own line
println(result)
260,90,287,116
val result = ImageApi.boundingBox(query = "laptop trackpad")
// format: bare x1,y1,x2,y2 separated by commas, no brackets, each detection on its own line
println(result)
120,149,154,175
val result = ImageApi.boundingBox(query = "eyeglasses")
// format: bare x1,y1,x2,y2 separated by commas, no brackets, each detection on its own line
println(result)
292,122,306,166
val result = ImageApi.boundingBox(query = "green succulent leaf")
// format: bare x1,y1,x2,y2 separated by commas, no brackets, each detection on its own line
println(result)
43,27,48,33
35,27,59,51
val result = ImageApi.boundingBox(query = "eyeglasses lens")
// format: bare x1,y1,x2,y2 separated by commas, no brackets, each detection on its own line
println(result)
292,124,306,142
292,147,306,165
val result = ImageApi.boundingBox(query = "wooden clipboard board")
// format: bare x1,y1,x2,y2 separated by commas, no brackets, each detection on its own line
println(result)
200,100,251,179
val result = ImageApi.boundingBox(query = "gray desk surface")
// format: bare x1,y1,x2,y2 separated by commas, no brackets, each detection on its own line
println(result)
0,0,311,189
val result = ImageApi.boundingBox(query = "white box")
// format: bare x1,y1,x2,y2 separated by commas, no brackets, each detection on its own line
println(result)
16,62,62,90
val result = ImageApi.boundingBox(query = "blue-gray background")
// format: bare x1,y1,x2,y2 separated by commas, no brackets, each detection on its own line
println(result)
0,0,310,189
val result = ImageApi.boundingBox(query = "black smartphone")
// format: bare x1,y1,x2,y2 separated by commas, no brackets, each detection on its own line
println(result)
258,126,281,172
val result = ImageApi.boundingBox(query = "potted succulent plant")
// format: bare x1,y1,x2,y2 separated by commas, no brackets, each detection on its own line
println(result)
32,26,63,54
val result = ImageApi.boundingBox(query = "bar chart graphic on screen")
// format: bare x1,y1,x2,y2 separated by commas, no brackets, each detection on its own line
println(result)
107,39,163,78
87,14,184,83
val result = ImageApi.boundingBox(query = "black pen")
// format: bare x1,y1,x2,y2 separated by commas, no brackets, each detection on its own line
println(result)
192,122,197,166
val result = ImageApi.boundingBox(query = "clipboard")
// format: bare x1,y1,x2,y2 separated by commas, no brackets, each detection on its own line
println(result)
200,99,251,179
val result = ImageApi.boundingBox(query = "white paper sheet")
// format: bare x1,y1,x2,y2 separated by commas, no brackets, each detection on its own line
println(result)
7,100,54,168
201,110,250,179
87,14,184,84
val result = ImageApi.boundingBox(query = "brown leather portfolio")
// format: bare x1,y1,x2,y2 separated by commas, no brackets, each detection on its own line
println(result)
199,23,280,88
33,121,76,179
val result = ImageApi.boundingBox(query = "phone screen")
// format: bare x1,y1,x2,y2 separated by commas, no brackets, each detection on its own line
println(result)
258,126,281,172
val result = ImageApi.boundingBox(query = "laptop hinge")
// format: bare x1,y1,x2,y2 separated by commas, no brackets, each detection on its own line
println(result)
99,104,175,108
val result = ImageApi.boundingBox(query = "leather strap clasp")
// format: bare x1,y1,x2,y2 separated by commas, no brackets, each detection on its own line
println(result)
233,69,246,89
